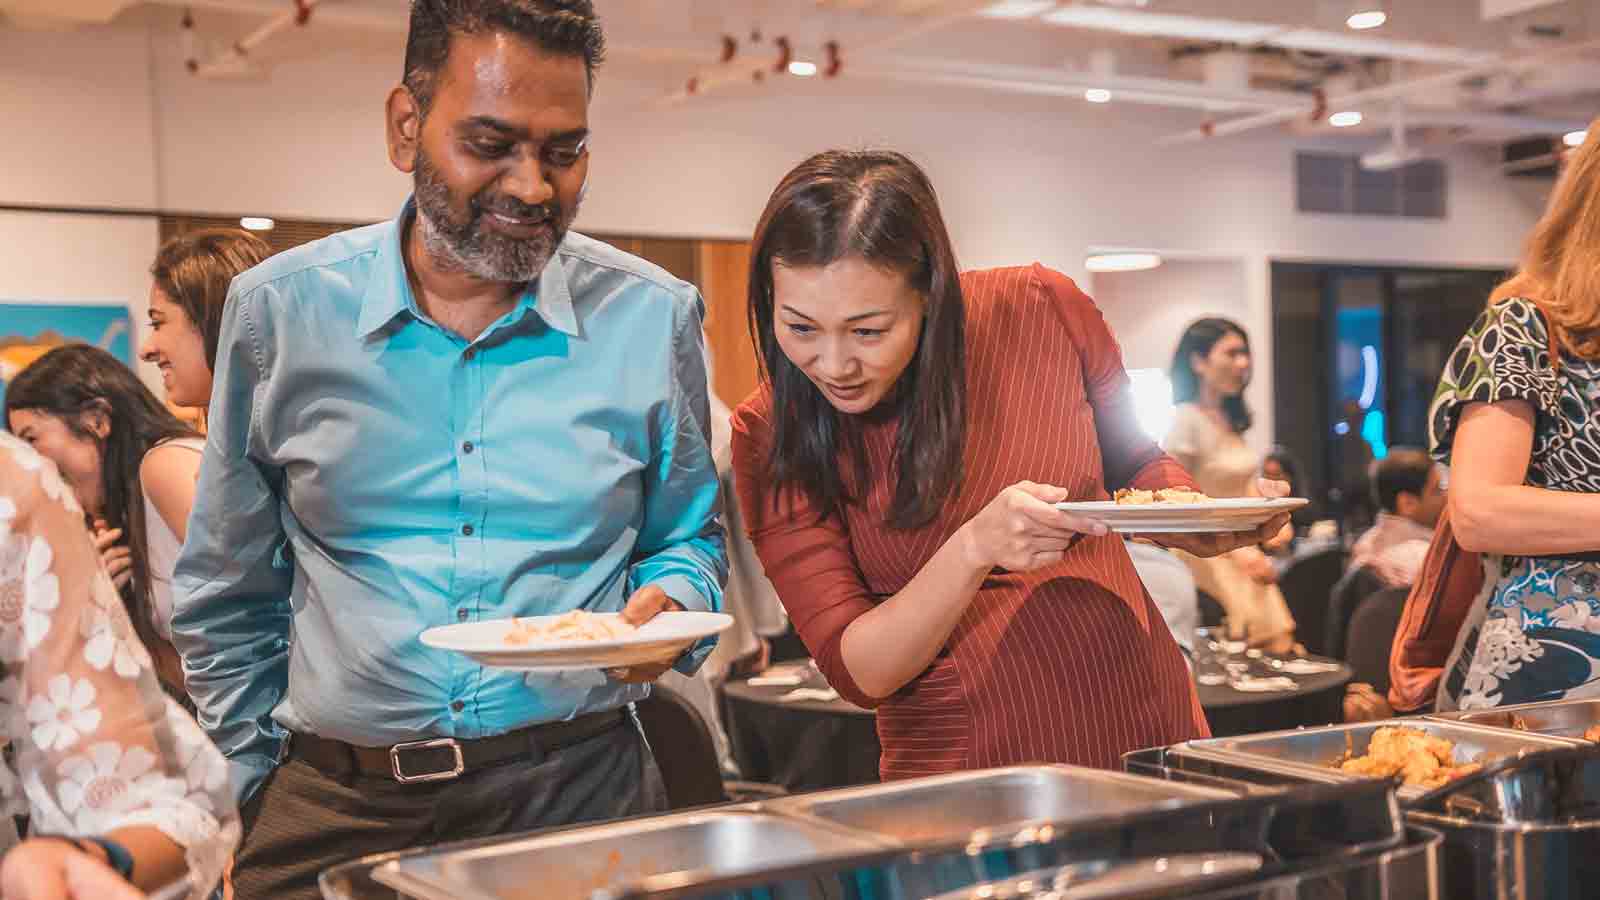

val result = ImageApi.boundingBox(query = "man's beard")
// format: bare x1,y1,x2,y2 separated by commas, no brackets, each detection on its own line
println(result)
412,146,577,283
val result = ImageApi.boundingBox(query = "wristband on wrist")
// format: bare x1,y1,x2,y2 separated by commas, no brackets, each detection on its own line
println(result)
33,833,135,881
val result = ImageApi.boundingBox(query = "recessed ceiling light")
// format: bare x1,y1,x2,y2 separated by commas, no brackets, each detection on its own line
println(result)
239,216,275,231
1084,88,1112,103
1329,110,1364,128
1346,10,1387,30
788,60,817,77
1564,129,1588,148
1086,252,1162,272
978,0,1057,19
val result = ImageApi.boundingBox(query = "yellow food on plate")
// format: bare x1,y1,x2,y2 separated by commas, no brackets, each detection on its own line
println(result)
1113,487,1211,505
1335,726,1482,789
504,610,637,646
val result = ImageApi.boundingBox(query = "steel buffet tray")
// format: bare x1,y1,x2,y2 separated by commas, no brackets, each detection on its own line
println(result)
1133,705,1600,900
321,764,1439,900
1181,719,1581,800
1426,697,1600,741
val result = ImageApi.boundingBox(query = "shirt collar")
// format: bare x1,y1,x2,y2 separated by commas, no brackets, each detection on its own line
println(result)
357,197,580,340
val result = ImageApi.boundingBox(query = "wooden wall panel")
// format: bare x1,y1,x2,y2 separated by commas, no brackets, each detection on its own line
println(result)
697,239,759,407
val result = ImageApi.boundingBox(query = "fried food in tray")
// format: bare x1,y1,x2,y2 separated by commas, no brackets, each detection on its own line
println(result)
1335,726,1484,790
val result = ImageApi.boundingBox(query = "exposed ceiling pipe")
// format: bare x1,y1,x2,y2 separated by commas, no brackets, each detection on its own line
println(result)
190,0,318,78
656,0,994,106
1158,35,1600,145
154,0,725,67
852,56,1589,137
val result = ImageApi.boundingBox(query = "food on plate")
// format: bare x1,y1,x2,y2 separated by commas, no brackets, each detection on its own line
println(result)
1335,726,1483,789
504,610,637,646
1113,487,1211,505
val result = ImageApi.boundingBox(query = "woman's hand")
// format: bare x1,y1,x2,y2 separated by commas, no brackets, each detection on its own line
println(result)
958,482,1107,572
0,838,142,900
1344,682,1394,722
91,522,132,592
1236,546,1279,585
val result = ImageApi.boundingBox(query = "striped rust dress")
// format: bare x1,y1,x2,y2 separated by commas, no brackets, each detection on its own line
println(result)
731,264,1210,779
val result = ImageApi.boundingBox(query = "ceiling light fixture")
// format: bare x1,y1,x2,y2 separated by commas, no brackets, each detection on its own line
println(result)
1085,252,1161,273
239,216,275,231
1564,129,1588,148
787,60,817,77
1346,10,1387,30
1084,88,1112,103
1329,110,1364,128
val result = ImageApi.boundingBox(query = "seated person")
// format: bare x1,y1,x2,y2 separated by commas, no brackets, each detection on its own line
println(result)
1349,448,1445,588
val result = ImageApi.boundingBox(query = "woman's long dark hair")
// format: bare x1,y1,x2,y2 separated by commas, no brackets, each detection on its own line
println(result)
4,344,200,653
748,150,966,529
1169,317,1253,434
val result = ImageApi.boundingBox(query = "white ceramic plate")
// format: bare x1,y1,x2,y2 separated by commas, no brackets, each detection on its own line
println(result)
1053,497,1309,533
420,611,733,672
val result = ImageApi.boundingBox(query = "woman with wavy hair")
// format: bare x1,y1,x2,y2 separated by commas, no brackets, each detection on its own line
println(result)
6,346,202,698
1428,122,1600,710
731,150,1288,776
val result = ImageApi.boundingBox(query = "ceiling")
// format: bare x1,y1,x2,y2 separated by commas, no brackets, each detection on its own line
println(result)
5,0,1597,155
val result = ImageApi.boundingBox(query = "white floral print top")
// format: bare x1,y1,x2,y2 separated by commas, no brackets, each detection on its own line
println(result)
0,432,238,896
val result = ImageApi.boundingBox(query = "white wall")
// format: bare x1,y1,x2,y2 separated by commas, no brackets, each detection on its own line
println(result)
0,22,1553,423
0,211,163,389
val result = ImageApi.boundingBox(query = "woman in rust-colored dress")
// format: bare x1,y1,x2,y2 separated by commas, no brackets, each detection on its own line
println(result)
731,150,1289,777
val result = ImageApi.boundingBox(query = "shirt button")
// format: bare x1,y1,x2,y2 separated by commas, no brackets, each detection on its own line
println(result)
462,441,474,454
461,524,474,536
451,700,465,713
463,348,477,362
457,607,470,622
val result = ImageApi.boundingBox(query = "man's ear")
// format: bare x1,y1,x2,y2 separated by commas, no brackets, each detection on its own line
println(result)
386,85,422,174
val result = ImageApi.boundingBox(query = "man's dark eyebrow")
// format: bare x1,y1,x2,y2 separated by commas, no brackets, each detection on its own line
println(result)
459,117,588,145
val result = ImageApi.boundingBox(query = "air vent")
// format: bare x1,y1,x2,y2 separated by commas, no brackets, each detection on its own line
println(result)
1295,152,1446,219
1501,136,1560,178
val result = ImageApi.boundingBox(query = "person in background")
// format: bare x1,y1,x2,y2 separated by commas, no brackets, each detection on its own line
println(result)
658,378,785,774
1348,448,1445,588
140,228,274,422
1334,400,1378,534
1429,121,1600,711
732,150,1289,777
5,345,202,699
1123,539,1200,659
1261,445,1321,551
1165,318,1298,653
172,2,727,896
0,431,238,899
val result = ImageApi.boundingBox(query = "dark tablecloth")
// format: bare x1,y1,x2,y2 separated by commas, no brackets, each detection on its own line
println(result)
720,673,880,791
1196,655,1353,737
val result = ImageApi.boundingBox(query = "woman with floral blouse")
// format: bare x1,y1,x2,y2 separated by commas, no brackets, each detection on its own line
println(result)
0,431,238,899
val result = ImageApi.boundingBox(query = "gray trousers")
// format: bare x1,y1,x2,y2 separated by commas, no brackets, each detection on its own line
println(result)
232,711,668,900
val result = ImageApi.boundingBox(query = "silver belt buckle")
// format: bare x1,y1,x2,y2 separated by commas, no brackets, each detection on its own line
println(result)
389,737,465,784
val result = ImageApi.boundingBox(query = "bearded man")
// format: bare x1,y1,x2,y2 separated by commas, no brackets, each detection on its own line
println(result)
171,3,727,896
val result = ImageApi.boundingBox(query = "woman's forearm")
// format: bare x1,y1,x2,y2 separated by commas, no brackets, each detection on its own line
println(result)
837,525,991,700
1451,485,1600,555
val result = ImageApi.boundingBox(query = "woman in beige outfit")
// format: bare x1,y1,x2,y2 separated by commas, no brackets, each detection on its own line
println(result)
1164,318,1298,652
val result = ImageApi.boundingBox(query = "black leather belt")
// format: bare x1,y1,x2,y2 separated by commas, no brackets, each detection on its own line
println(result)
285,708,628,784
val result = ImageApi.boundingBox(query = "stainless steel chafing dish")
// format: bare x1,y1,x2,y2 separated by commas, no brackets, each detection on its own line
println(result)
1183,719,1580,799
1427,697,1600,742
1132,706,1600,900
367,808,894,900
762,765,1236,847
322,763,1443,900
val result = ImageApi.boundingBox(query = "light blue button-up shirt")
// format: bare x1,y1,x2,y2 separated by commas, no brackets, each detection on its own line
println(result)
172,201,727,805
